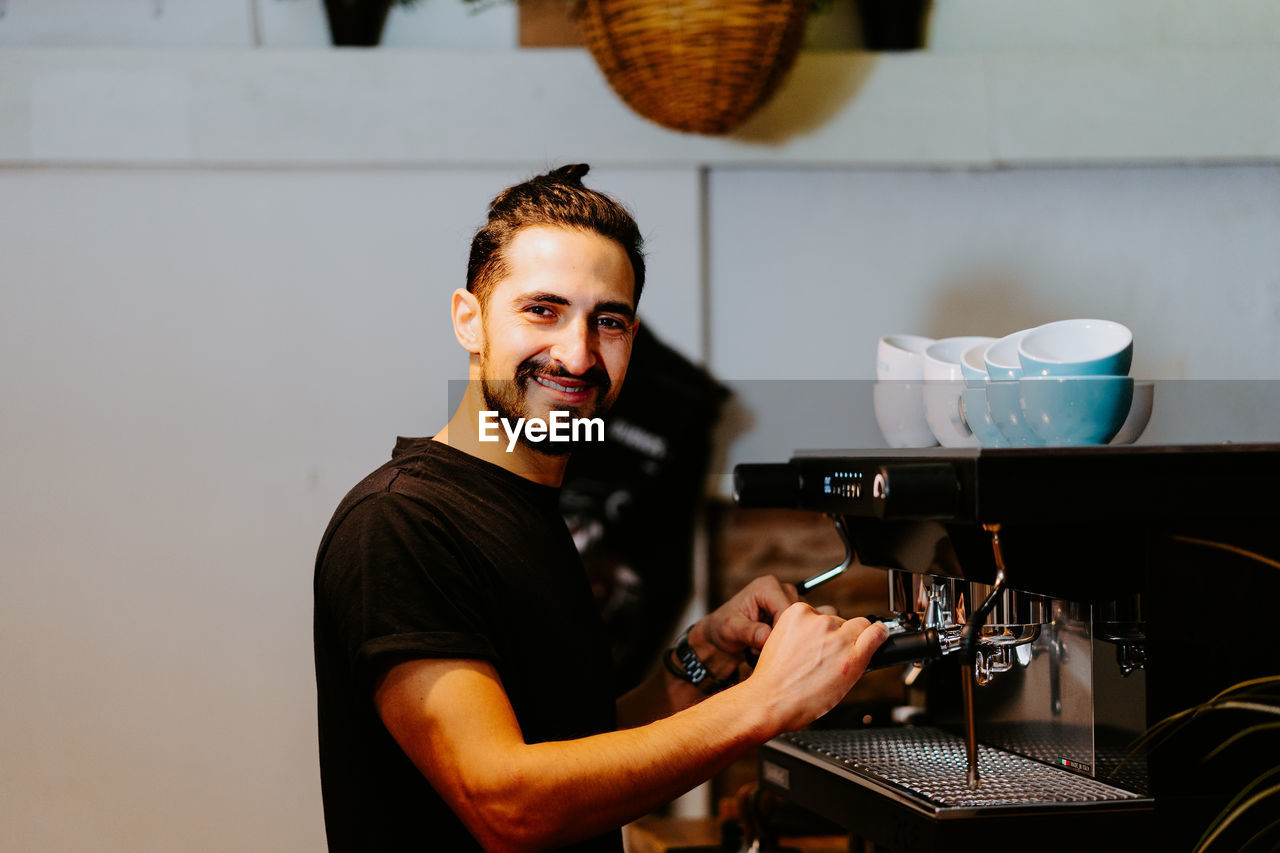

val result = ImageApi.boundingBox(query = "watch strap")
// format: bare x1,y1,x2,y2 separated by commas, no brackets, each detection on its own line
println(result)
664,626,737,694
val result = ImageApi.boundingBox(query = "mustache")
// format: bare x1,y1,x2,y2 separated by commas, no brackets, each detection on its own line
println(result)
515,356,611,394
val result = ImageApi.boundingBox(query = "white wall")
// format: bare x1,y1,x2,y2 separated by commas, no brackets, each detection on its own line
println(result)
710,165,1280,382
707,165,1280,474
0,0,257,46
2,4,1280,852
0,0,518,48
0,165,700,852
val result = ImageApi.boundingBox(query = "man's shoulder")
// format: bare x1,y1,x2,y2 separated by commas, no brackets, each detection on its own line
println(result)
316,436,562,567
340,437,481,508
315,440,450,564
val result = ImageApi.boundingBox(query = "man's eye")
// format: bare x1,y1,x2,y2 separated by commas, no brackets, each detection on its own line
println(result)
526,305,555,317
597,316,627,331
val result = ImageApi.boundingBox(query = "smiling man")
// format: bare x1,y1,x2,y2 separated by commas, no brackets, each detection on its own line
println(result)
313,165,888,852
446,221,635,473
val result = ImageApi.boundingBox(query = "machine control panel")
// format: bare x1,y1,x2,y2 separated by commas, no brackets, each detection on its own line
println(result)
736,445,1280,522
735,458,968,520
822,470,866,501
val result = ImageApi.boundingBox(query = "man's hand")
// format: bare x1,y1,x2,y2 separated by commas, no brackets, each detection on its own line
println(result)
686,575,798,673
740,602,889,732
624,575,870,727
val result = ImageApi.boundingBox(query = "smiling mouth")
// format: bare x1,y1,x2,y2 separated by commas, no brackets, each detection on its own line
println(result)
533,375,593,396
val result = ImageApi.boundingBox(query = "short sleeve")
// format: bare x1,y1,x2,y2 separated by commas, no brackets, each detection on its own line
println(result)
316,490,498,691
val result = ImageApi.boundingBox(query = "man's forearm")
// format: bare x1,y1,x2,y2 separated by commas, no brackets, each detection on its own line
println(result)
616,664,697,729
471,681,775,851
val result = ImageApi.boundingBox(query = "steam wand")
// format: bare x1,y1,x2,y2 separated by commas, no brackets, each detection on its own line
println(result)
798,515,856,593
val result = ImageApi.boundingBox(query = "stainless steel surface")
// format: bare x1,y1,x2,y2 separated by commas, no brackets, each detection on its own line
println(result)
973,633,1039,686
964,583,1049,629
779,727,1145,813
870,518,1120,786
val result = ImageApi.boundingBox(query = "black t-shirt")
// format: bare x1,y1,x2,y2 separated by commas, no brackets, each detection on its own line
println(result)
314,438,621,852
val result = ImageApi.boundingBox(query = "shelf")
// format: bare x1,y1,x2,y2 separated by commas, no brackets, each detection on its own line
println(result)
1,46,1277,168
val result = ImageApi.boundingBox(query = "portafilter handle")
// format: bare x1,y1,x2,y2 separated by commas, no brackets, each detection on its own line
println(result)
864,626,942,671
863,620,962,672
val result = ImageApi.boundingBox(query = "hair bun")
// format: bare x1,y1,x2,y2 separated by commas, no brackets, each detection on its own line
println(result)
547,163,590,184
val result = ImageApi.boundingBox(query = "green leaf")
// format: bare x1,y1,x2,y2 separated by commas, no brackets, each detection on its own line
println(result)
1194,781,1280,852
1204,721,1280,763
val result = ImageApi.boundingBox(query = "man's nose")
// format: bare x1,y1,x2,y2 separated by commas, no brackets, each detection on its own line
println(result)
549,320,596,376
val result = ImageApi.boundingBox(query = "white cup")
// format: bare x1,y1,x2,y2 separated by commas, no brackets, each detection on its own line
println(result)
923,336,996,383
1110,380,1156,445
874,381,939,448
876,334,935,382
922,337,995,447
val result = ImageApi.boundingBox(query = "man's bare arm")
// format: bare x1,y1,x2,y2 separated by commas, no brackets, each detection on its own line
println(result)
374,601,888,853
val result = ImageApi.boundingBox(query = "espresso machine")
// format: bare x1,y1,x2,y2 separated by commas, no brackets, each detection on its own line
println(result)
733,444,1280,852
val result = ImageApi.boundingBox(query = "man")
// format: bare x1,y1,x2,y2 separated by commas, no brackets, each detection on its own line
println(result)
313,165,888,852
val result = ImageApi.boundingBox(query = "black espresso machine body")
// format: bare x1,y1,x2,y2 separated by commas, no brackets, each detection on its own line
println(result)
735,444,1280,853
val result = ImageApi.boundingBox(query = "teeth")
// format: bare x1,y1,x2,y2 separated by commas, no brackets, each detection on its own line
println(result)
535,376,586,394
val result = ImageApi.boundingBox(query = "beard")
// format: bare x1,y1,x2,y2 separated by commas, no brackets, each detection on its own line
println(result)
480,352,614,457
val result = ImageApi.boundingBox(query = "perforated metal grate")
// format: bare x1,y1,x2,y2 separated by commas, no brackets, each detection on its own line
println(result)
783,727,1144,809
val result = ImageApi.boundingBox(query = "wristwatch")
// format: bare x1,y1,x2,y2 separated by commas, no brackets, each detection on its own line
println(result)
664,625,738,694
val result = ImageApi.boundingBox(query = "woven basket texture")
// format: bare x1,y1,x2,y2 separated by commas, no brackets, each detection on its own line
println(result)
575,0,810,135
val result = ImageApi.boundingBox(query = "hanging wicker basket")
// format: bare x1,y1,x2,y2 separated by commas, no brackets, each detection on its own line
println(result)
574,0,811,135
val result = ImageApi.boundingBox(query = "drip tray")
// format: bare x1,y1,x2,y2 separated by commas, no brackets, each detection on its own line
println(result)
766,727,1150,819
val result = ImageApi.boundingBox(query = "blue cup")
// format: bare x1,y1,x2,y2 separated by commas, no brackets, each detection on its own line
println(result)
960,386,1009,447
984,329,1030,382
1018,319,1133,377
1019,376,1135,446
986,380,1043,447
960,342,992,389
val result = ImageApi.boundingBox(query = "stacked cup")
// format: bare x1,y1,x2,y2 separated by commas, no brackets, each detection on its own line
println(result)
873,335,938,448
874,320,1154,449
958,341,1009,447
922,336,996,447
1014,319,1141,446
983,328,1042,447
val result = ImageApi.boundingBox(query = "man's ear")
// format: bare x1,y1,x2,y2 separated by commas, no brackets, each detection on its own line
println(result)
452,288,484,355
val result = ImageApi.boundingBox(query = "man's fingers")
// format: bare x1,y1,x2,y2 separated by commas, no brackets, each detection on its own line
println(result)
837,615,873,639
747,576,799,621
748,600,819,652
833,616,887,662
850,618,891,665
717,611,772,651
